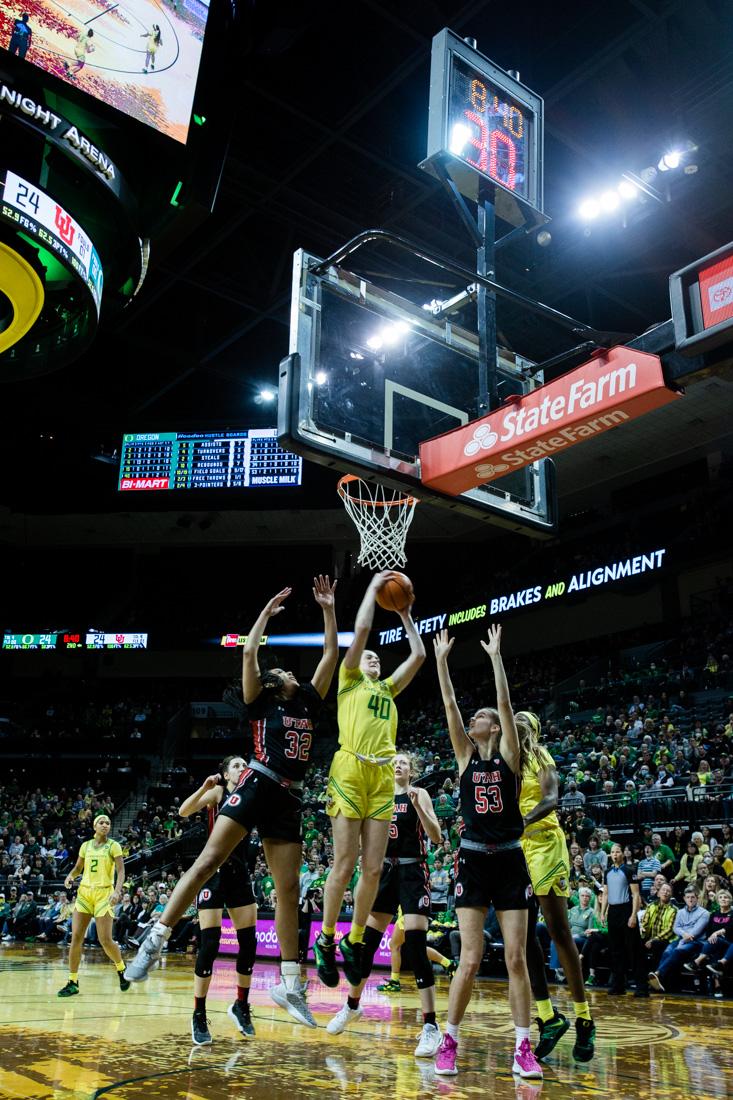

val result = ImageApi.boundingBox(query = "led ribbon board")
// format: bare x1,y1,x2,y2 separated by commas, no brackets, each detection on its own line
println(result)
1,170,103,313
420,28,544,225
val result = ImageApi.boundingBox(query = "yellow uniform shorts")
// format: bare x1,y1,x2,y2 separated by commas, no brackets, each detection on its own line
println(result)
521,826,570,897
75,885,114,918
326,749,394,820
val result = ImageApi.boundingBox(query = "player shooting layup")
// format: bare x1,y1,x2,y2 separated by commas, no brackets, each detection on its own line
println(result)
313,571,425,988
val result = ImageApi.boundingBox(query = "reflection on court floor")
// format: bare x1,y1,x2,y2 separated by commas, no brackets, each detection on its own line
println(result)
0,946,732,1099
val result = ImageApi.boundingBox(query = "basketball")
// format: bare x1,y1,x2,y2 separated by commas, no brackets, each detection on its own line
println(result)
376,571,414,612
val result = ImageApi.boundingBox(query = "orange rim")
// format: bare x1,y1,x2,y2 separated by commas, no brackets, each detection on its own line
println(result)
337,473,419,508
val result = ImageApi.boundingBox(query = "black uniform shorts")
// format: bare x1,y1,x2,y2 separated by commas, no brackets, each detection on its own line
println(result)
197,858,255,911
372,859,432,918
454,846,532,911
217,767,303,843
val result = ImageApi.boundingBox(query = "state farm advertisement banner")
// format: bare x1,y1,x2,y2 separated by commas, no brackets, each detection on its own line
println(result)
420,346,680,496
220,918,394,967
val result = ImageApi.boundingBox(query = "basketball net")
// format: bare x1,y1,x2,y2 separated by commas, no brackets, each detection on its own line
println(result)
337,474,419,570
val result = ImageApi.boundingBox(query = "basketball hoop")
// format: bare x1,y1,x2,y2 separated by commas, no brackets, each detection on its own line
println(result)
337,474,419,570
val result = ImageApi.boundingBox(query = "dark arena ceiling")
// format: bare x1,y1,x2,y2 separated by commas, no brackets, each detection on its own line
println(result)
2,0,733,538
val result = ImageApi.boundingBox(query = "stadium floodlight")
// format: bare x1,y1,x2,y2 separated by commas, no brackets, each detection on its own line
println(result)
258,388,276,402
315,371,328,384
618,179,638,200
600,190,620,212
658,150,682,171
578,198,601,221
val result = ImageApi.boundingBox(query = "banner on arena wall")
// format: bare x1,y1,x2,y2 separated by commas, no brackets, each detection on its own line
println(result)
419,346,681,495
220,918,394,966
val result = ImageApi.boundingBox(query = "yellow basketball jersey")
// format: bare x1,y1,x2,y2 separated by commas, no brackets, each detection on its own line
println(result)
520,745,560,830
79,838,122,888
337,663,398,758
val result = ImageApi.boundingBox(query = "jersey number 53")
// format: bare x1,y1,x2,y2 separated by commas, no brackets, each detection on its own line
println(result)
474,785,503,814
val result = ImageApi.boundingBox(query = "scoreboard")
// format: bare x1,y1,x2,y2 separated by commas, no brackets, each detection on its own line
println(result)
2,632,147,650
118,429,302,491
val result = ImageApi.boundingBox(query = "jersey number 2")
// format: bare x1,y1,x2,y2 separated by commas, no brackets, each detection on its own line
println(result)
475,785,503,814
284,731,312,760
90,858,99,873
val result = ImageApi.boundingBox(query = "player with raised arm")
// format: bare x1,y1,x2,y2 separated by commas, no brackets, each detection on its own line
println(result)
57,814,128,997
179,756,257,1045
125,577,338,1030
326,752,444,1056
313,572,425,989
432,626,542,1080
516,710,596,1062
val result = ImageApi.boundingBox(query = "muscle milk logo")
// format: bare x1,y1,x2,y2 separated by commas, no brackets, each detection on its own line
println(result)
420,346,680,496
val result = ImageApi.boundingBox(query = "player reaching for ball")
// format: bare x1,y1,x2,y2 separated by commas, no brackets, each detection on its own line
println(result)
125,577,338,1031
314,571,425,989
325,752,444,1057
432,625,542,1080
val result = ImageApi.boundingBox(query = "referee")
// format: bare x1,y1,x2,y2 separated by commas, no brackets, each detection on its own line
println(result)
599,842,641,995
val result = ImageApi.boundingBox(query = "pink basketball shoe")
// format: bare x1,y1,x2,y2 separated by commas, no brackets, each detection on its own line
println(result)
512,1038,543,1078
435,1033,458,1076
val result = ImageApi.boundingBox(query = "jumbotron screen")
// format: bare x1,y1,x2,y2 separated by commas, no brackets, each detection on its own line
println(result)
1,0,210,143
118,428,303,490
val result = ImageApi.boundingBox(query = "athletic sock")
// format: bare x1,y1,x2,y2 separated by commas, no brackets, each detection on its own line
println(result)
446,1021,459,1040
115,960,126,973
237,985,250,1004
573,1000,592,1021
69,973,79,983
349,923,365,944
347,995,361,1010
515,1025,531,1049
194,996,206,1013
423,1011,437,1026
390,971,400,982
438,955,451,970
536,998,555,1022
321,925,335,939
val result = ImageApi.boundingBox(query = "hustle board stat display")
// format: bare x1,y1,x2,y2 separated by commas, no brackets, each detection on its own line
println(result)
118,429,302,490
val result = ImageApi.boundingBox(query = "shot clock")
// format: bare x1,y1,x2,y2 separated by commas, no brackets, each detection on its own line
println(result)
420,29,545,227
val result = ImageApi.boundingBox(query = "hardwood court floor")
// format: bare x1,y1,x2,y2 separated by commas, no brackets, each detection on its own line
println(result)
1,944,732,1099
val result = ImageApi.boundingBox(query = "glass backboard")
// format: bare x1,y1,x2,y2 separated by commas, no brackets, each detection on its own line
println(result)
278,248,557,535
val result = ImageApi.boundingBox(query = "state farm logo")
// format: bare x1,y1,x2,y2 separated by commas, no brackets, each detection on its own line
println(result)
463,424,498,456
475,462,509,479
708,276,733,312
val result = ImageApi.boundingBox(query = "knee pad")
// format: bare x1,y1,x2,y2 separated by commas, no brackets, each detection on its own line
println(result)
236,925,257,977
195,926,221,978
404,929,434,989
360,925,384,981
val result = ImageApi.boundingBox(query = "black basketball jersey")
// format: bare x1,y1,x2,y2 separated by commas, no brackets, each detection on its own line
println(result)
209,788,249,870
386,790,426,860
459,749,523,845
246,681,322,780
